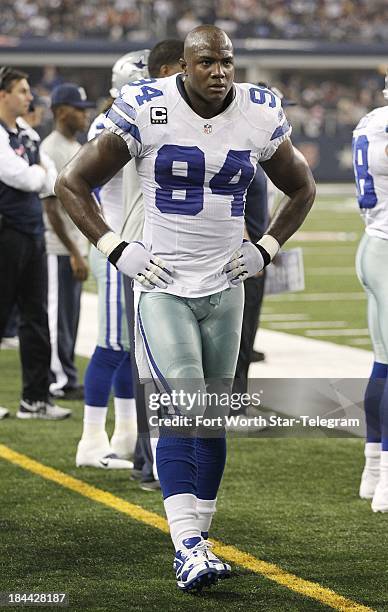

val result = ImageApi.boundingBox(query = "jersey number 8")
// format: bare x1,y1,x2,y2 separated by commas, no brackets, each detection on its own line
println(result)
352,134,377,209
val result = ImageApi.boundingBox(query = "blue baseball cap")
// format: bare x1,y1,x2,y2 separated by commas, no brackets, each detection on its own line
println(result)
51,83,95,109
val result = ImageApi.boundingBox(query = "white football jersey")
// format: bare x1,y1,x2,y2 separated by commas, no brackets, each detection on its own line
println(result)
353,105,388,239
105,74,291,297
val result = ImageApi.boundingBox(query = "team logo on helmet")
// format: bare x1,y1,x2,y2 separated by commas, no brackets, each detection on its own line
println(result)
110,50,150,98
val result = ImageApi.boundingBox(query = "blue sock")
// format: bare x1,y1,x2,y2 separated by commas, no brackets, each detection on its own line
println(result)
112,351,134,399
196,436,226,500
156,435,197,499
380,376,388,451
84,346,127,406
364,361,387,443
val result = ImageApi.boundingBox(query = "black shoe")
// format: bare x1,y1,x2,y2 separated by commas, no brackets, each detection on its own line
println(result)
251,350,265,362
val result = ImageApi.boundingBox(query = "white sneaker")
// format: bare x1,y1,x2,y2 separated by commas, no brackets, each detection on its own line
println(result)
203,540,231,579
371,480,388,512
16,399,71,420
173,537,218,592
0,406,10,419
110,431,136,459
76,435,134,469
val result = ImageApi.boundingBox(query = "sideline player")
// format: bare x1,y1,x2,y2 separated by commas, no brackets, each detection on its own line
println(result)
353,77,388,512
41,84,94,400
120,39,185,489
56,26,316,590
76,51,150,469
77,42,184,473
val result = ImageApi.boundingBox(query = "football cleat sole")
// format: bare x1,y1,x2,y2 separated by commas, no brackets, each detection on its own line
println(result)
177,568,218,593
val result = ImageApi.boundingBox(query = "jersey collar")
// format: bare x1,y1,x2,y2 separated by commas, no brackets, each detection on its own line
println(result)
175,74,236,121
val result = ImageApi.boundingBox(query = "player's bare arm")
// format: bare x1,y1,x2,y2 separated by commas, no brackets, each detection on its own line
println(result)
260,139,315,246
55,129,130,245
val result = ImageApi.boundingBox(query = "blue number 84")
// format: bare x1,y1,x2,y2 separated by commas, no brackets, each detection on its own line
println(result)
155,144,255,217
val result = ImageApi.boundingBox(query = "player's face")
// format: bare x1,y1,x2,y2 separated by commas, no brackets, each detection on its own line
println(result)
64,106,89,133
1,78,33,118
185,45,234,104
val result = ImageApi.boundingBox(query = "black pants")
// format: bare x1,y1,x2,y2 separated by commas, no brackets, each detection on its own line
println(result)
233,273,266,399
47,254,81,392
0,227,51,401
123,276,154,481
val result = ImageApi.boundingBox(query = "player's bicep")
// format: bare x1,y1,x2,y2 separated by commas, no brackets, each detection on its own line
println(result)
260,140,313,197
59,129,131,192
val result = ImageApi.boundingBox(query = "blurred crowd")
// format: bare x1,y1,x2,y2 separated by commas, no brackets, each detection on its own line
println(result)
277,72,386,138
31,66,387,141
2,0,388,43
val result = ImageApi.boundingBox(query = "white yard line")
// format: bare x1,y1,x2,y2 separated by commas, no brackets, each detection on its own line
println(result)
294,231,358,242
306,329,369,337
300,246,356,254
267,292,365,302
260,313,310,321
266,321,348,330
316,183,355,196
306,267,355,275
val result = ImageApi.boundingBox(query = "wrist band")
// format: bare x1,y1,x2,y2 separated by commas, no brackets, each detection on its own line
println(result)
97,231,123,257
257,234,280,261
108,241,129,267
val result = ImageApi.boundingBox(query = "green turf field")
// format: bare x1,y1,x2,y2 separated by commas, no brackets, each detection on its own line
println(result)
0,348,387,611
263,188,370,350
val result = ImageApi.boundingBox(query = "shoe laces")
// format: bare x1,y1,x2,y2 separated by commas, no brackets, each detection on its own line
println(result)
181,538,209,563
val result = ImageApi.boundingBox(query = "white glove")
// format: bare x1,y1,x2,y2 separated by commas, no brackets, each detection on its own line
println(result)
223,241,264,287
116,242,174,290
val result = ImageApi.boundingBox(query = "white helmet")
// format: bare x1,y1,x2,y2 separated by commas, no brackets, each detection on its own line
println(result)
110,49,150,98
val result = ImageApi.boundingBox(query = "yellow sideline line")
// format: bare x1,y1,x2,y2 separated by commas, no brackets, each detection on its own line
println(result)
0,444,373,612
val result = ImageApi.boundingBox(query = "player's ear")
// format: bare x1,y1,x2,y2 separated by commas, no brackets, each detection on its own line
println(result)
180,57,187,75
158,64,170,77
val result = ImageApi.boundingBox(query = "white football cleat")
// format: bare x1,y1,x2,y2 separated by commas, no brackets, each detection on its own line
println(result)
173,537,218,592
110,431,136,459
371,480,388,512
203,540,231,579
76,434,134,469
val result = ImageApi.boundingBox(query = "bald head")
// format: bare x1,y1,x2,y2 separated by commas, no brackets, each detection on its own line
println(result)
184,25,232,60
180,25,235,117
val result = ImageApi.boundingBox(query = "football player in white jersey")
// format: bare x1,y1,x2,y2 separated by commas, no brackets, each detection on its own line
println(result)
56,26,316,592
353,77,388,513
76,50,150,469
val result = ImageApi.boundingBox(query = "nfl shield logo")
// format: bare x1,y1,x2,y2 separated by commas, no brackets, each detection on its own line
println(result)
204,124,212,134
